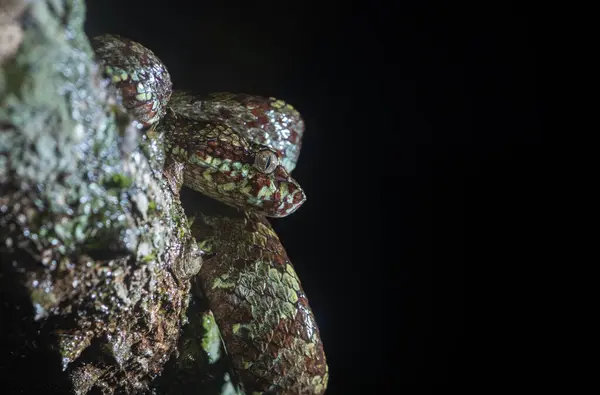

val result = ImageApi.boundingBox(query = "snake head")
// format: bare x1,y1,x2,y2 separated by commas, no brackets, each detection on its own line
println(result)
244,149,307,217
167,119,306,218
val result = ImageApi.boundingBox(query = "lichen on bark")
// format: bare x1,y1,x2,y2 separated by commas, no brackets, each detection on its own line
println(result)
0,1,215,393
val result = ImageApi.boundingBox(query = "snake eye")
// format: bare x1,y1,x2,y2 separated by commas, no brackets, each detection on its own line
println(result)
254,149,279,174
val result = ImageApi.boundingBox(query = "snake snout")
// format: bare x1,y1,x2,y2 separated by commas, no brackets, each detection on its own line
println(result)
271,179,306,218
262,166,306,218
246,167,306,218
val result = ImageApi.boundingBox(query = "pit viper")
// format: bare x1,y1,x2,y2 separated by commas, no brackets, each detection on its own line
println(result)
91,34,328,395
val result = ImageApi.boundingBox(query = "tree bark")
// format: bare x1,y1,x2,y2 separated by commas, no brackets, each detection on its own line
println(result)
1,2,235,394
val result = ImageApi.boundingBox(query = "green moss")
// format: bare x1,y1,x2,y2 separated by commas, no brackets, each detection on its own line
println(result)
1,60,28,96
141,253,157,263
103,173,133,189
201,312,222,364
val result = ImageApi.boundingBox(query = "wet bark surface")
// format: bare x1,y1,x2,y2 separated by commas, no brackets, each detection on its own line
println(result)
0,1,226,393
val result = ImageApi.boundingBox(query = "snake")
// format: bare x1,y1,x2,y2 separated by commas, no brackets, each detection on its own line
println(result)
91,34,328,395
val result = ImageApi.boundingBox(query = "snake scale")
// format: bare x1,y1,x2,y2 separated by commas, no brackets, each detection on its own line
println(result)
91,35,328,395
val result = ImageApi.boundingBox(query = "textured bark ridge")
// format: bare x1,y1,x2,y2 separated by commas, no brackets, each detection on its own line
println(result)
0,1,219,393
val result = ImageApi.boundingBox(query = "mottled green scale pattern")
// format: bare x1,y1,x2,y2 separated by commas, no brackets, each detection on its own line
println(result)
190,210,328,395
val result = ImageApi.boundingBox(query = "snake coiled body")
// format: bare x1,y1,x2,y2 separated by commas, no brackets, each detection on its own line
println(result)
92,35,327,395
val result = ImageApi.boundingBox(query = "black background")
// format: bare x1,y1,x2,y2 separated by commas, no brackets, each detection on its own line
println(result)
86,1,542,394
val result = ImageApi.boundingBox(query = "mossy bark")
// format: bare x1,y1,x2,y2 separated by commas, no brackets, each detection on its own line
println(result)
0,1,236,394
